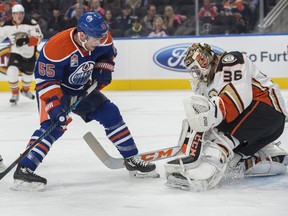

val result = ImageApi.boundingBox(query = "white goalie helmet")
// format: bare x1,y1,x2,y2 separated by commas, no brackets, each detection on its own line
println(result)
184,43,215,85
12,4,25,13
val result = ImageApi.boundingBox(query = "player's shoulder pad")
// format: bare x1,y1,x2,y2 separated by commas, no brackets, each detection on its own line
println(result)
31,19,38,25
43,28,77,62
22,18,38,25
219,51,244,67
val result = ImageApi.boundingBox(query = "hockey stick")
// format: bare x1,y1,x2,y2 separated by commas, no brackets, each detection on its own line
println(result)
0,82,98,180
83,132,184,169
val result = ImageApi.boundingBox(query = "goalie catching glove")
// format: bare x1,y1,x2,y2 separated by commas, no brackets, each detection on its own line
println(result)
183,94,226,132
45,96,72,130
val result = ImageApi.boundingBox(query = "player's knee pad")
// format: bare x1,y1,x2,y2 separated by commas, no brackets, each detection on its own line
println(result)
6,66,19,82
92,101,123,128
244,142,288,177
165,141,229,191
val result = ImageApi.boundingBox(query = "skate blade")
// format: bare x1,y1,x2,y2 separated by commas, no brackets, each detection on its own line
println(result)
11,179,46,191
166,175,208,191
10,101,18,106
165,181,191,191
21,91,35,100
129,170,160,178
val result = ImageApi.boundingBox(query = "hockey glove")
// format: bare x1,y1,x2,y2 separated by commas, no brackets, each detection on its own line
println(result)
45,96,72,130
16,37,29,47
93,62,114,90
183,95,225,132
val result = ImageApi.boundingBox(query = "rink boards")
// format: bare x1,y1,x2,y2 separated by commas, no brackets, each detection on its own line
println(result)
0,33,287,91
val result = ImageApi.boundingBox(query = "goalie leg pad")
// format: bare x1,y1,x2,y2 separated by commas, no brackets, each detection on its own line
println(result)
164,141,229,191
177,119,191,148
245,160,287,177
244,142,288,177
263,142,288,165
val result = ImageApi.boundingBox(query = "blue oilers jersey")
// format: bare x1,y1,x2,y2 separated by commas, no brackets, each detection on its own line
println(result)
35,28,116,100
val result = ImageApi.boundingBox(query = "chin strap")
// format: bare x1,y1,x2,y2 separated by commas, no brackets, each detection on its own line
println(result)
77,32,89,51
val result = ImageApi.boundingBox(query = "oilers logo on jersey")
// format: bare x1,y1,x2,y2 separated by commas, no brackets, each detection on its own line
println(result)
68,61,94,85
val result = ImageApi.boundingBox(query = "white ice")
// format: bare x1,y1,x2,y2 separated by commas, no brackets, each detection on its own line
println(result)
0,90,288,216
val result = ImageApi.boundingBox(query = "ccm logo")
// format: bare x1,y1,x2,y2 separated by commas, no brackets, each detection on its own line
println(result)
141,149,173,161
190,133,202,157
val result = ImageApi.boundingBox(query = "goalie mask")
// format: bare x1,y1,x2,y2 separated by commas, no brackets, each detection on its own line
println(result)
184,43,215,85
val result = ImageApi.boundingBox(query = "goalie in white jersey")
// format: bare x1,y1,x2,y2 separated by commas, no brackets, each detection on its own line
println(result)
0,4,43,105
165,43,288,191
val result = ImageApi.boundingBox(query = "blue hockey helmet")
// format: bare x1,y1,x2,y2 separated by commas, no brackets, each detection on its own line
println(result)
77,11,108,38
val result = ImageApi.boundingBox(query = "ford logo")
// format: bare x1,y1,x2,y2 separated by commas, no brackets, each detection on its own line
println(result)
153,44,224,72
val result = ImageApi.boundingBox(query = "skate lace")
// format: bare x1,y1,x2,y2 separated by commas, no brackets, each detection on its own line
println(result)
131,156,149,167
22,167,42,178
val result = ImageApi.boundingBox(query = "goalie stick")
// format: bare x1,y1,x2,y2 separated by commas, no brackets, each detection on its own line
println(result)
83,132,184,169
0,82,98,180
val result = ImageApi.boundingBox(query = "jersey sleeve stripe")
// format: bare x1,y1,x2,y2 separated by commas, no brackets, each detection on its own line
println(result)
219,83,244,122
36,80,60,91
37,84,63,101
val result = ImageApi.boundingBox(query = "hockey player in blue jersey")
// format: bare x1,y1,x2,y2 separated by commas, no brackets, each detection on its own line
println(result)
13,11,159,190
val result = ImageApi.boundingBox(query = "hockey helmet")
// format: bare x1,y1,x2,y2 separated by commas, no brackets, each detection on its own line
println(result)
77,11,108,39
184,43,215,84
12,4,25,13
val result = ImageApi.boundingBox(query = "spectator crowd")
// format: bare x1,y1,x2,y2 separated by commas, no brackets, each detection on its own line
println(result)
0,0,279,39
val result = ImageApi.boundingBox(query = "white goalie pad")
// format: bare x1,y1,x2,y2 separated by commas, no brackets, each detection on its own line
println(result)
164,141,230,191
228,142,288,178
244,142,288,177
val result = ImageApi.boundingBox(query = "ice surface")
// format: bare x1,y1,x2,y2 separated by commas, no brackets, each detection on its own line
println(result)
1,90,288,216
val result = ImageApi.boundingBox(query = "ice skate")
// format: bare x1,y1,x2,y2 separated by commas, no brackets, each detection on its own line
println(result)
20,89,35,100
9,94,19,105
124,156,160,178
12,165,47,191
